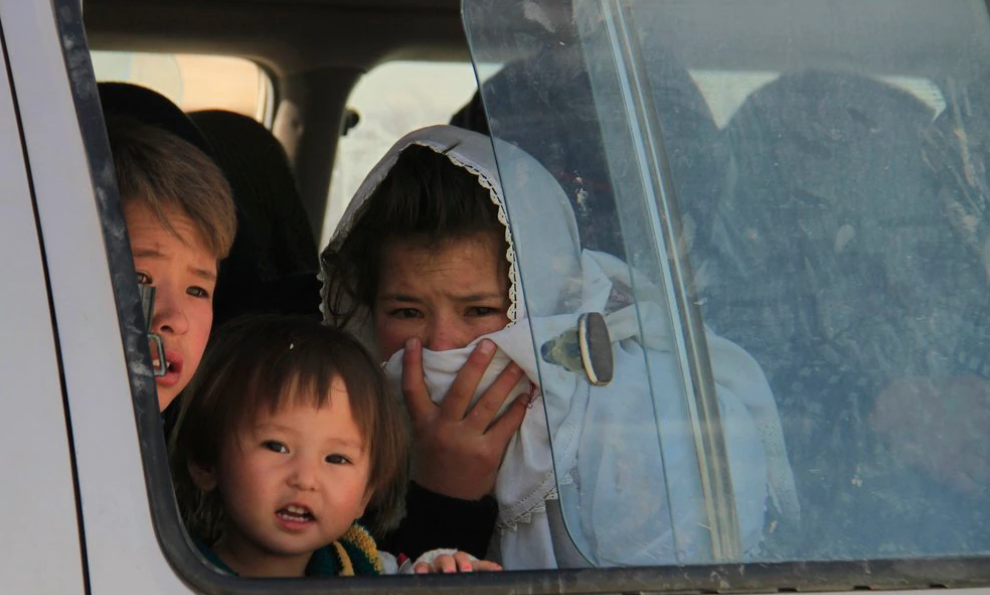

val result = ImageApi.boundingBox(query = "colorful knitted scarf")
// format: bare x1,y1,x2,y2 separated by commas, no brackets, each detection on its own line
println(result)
196,523,383,577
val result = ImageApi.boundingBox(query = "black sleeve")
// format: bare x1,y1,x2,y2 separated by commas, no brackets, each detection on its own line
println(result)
377,482,498,560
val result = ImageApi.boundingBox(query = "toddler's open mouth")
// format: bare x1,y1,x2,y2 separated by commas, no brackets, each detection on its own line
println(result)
277,504,315,523
151,358,178,373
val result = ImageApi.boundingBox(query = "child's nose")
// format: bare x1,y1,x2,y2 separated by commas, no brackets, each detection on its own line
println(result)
426,318,471,352
151,285,188,336
288,458,319,491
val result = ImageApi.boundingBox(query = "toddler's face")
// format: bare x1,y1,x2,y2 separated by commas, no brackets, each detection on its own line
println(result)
195,381,372,576
125,202,215,410
373,232,510,360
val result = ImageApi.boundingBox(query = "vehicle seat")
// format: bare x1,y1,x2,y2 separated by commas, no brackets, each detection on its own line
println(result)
185,109,321,324
450,39,725,274
450,46,630,256
188,110,319,280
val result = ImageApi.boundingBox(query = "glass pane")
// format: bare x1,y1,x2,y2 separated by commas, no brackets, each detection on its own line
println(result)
91,51,270,121
464,0,990,567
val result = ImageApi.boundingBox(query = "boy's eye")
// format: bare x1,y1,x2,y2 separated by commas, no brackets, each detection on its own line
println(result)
390,308,422,319
136,272,152,285
325,454,351,465
187,286,210,299
262,440,289,454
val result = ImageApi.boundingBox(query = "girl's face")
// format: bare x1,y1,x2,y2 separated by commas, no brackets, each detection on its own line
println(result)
373,232,510,360
190,381,372,578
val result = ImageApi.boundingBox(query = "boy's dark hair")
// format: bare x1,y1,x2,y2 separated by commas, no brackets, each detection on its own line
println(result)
322,144,509,328
106,114,237,260
169,315,410,542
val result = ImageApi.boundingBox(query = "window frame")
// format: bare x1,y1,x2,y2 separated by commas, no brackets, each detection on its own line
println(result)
17,0,990,592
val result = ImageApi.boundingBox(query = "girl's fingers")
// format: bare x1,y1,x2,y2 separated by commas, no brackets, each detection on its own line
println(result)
401,338,433,420
470,560,504,572
487,387,530,447
439,339,497,421
466,362,525,431
453,550,475,572
433,554,458,573
414,553,500,574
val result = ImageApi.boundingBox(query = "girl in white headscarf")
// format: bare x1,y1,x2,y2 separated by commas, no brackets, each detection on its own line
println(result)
320,125,798,570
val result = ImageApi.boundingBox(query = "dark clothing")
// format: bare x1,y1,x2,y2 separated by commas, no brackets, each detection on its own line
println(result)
195,523,383,577
377,482,498,560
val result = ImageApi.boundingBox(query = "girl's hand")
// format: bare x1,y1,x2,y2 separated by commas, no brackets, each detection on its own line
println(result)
402,337,529,500
413,550,502,574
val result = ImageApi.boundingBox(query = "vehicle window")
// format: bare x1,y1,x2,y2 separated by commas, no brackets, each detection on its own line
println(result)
50,0,990,589
91,51,272,122
322,61,478,243
465,0,990,573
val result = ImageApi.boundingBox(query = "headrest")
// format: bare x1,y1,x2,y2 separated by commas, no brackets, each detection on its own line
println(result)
189,109,319,277
98,82,269,328
98,82,214,156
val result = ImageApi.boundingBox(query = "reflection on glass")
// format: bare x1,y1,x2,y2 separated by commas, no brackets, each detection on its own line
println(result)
463,0,990,566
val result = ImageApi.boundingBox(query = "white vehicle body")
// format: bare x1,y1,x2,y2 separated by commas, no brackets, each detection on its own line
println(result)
3,0,990,593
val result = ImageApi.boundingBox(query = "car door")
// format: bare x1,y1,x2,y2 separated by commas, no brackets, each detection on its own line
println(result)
0,1,197,593
0,5,86,594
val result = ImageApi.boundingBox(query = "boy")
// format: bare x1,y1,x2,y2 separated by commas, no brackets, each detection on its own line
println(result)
106,115,237,411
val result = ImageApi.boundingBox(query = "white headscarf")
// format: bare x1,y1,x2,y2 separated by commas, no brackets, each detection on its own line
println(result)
320,125,798,569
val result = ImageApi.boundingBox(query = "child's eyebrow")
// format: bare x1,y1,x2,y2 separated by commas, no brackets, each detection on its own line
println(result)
450,292,505,303
189,265,217,282
379,292,504,303
132,247,166,259
131,248,216,282
326,436,366,452
255,422,297,434
378,293,424,303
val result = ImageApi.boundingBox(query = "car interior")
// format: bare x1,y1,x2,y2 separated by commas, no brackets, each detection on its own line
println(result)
59,0,990,588
85,0,471,229
84,0,482,334
80,0,987,338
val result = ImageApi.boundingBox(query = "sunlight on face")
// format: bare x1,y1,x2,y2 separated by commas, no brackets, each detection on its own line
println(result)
197,381,372,578
125,202,216,411
373,232,510,360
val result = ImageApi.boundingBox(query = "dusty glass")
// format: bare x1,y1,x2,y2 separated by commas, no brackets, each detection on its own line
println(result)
465,0,990,566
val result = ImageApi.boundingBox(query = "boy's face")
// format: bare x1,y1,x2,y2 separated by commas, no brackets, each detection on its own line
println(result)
373,232,510,360
124,202,216,411
191,382,373,577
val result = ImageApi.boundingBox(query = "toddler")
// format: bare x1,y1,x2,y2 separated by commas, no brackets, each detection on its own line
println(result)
169,314,501,576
